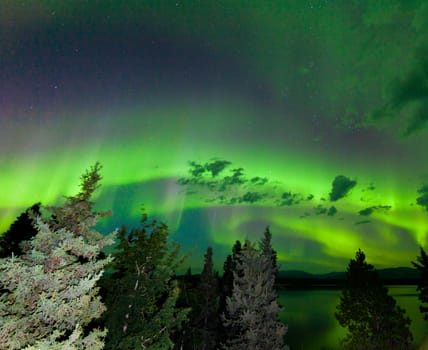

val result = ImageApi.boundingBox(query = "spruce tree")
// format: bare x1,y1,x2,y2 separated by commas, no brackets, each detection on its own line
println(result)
101,213,189,349
335,249,413,350
412,247,428,320
221,240,288,350
195,246,219,350
259,225,278,276
219,240,242,316
0,202,41,258
0,163,115,349
218,240,242,342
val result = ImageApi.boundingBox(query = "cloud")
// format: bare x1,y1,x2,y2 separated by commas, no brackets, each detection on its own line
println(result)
362,183,375,191
358,205,392,216
355,220,371,225
327,206,337,216
313,205,337,216
179,159,327,213
359,207,374,216
219,167,247,191
416,185,428,211
235,191,265,204
250,176,268,185
178,160,272,205
314,205,327,215
370,46,428,135
205,159,231,177
278,191,300,206
188,161,206,177
177,159,237,189
329,175,357,201
186,159,231,178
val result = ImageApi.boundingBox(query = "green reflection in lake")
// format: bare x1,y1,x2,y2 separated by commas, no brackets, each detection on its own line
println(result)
278,286,427,350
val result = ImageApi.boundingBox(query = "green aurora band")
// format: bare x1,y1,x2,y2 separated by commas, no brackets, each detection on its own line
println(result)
1,1,428,272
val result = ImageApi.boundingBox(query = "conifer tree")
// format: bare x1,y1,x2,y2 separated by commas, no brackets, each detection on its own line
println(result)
101,213,189,349
259,225,278,276
0,162,115,349
336,249,412,349
221,240,288,350
195,246,219,350
412,247,428,320
219,240,241,316
0,202,41,258
218,240,242,342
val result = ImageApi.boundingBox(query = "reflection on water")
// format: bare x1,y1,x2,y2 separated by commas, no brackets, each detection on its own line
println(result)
278,286,426,350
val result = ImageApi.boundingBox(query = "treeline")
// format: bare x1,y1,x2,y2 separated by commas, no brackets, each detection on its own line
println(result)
0,163,427,349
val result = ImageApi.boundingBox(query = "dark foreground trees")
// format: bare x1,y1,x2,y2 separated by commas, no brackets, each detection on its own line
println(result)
100,213,189,349
0,202,41,258
336,249,412,350
412,247,428,320
194,246,219,349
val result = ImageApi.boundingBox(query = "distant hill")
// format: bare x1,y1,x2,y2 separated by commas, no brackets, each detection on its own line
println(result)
278,267,421,287
378,267,421,280
278,270,316,279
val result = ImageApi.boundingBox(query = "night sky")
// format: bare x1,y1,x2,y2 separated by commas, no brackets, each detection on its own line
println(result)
1,0,428,273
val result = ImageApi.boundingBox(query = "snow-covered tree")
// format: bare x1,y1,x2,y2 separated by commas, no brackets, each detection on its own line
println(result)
221,240,288,350
0,162,116,350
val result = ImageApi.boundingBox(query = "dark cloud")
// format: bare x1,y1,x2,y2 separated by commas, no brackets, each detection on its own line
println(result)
250,176,268,185
177,177,190,185
278,191,300,206
359,205,392,216
329,175,357,201
178,160,272,205
205,159,231,177
189,161,205,177
359,207,374,216
219,167,247,191
416,185,428,211
314,205,327,215
178,159,237,191
314,205,336,216
181,159,232,181
237,191,264,204
355,220,371,225
327,206,337,216
370,46,428,135
376,205,391,212
362,183,376,192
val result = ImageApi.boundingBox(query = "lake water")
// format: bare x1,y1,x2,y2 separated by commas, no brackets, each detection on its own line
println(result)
278,286,427,350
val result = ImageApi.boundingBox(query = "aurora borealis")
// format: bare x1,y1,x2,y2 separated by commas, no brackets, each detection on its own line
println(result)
1,1,428,273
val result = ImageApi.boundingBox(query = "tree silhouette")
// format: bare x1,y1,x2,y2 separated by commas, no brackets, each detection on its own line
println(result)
194,246,219,349
412,246,428,320
100,213,189,349
0,202,41,258
218,240,242,341
336,249,412,349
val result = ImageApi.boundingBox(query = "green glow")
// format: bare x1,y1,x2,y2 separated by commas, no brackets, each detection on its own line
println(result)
1,0,428,273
